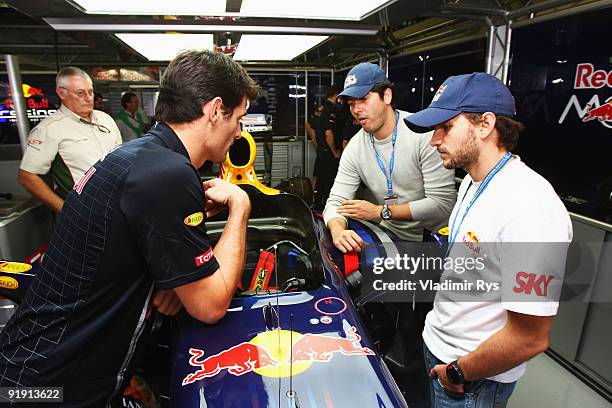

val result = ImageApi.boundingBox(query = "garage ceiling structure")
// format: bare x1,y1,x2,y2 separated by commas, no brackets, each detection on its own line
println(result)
0,0,610,72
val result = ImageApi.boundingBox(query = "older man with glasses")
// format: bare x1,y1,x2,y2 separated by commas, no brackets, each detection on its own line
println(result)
18,66,122,213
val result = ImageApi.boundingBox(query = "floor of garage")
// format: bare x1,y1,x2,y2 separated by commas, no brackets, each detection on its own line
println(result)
509,353,610,408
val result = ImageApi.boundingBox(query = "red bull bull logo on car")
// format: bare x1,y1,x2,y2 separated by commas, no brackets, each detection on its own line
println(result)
181,326,374,385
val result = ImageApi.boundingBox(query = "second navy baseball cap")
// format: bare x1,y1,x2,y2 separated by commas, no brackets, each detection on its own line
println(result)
404,72,516,133
337,63,387,100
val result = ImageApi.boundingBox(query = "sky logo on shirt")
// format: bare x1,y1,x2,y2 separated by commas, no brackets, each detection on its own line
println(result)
184,212,204,227
513,272,555,297
195,248,213,267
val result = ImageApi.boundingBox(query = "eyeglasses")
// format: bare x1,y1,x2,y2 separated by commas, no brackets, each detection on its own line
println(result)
60,87,94,99
80,118,110,133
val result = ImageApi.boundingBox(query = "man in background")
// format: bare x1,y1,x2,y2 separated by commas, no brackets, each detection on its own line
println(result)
18,67,122,213
313,84,342,210
93,91,105,111
116,91,147,142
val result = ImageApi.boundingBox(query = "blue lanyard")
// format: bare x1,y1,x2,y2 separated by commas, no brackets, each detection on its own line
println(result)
369,110,400,197
446,152,513,255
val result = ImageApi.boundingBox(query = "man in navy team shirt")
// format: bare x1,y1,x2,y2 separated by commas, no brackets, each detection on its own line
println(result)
0,50,259,407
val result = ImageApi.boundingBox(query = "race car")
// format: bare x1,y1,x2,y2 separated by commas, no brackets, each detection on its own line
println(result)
0,131,413,407
171,131,408,407
171,188,408,407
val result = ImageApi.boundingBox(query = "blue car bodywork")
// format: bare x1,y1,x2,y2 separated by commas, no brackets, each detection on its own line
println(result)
170,188,408,407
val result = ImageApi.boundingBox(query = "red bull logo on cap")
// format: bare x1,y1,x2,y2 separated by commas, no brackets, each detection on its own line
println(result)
181,326,374,385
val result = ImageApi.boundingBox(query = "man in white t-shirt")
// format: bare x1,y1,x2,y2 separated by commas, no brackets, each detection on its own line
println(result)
404,72,572,407
18,67,122,213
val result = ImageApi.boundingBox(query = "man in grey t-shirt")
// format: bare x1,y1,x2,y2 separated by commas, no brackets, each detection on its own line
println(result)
324,63,456,250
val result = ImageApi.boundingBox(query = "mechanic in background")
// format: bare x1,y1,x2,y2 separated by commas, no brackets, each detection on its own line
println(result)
18,67,122,213
0,50,259,407
313,84,342,210
306,103,323,188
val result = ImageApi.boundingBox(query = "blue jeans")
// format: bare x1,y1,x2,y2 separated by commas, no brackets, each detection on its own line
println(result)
423,344,516,408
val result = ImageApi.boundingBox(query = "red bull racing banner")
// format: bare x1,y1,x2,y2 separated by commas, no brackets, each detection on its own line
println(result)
559,63,612,128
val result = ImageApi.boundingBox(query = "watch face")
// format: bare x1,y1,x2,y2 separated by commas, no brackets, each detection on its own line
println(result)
446,362,463,384
381,206,392,220
446,364,459,384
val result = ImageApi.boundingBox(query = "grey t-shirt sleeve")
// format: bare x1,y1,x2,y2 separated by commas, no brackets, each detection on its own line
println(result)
322,139,362,225
408,133,457,226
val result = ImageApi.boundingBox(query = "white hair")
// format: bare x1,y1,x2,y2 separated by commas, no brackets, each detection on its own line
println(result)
56,66,91,88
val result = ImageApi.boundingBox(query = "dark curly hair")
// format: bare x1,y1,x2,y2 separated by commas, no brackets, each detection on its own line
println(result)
155,50,259,124
465,112,525,151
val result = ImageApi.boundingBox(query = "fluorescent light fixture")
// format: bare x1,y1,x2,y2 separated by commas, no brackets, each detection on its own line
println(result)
115,33,214,61
234,35,327,61
71,0,226,15
552,78,564,84
44,18,377,36
239,0,395,21
71,0,395,20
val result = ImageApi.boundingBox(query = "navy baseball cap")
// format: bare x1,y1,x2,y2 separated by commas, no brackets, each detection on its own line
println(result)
404,72,516,133
337,63,388,99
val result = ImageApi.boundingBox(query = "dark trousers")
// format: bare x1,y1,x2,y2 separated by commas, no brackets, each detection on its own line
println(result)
313,154,338,211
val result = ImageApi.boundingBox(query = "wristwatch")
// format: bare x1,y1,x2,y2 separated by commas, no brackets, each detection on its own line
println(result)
446,360,466,385
380,203,392,221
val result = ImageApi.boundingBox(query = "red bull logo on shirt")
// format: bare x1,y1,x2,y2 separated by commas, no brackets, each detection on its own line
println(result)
462,231,481,254
181,326,374,385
